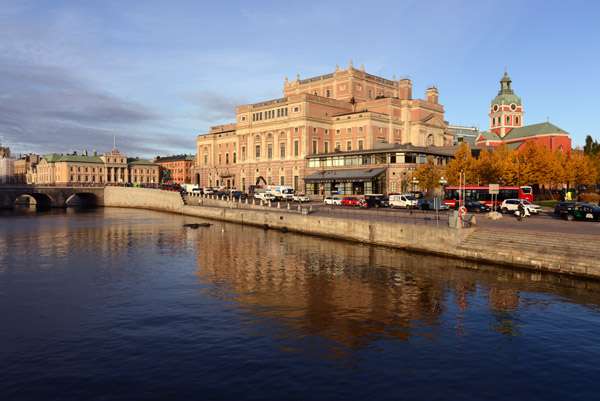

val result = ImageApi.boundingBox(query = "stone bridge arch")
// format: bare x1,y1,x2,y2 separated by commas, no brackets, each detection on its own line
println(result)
65,192,102,206
14,193,54,208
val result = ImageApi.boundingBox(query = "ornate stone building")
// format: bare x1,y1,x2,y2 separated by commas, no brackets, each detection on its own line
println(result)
35,149,159,186
192,62,456,194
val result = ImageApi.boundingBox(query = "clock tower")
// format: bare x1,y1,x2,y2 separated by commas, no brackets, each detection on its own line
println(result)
489,71,524,138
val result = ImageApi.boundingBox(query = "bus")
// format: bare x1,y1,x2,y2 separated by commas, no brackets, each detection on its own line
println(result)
444,185,533,209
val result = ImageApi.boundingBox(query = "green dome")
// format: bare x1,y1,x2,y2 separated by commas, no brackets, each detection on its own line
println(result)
491,71,522,107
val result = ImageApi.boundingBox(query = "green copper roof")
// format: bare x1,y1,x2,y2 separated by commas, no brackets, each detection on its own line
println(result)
128,158,156,165
491,71,522,107
44,153,104,163
478,131,502,141
504,122,569,140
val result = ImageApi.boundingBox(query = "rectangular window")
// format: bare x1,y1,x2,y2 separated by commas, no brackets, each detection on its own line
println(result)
280,176,285,186
255,145,261,158
294,140,299,156
347,128,351,133
233,152,237,163
313,127,317,133
359,126,363,132
336,141,341,150
277,109,280,117
280,143,285,158
241,146,246,161
267,144,273,159
225,153,229,164
336,129,340,134
218,154,222,164
324,142,329,153
293,107,299,112
358,139,364,150
204,155,208,164
312,140,318,154
294,127,299,133
346,140,352,151
285,108,288,116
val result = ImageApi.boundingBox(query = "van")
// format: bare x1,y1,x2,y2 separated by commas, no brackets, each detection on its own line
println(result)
389,194,417,209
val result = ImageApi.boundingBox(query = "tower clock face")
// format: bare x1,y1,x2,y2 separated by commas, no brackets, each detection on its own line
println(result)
510,103,517,111
493,104,499,112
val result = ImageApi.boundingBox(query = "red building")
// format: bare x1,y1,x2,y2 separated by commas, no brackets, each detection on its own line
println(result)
154,154,195,184
475,71,571,155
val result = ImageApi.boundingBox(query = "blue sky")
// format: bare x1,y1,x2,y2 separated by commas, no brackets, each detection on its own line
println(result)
1,0,598,159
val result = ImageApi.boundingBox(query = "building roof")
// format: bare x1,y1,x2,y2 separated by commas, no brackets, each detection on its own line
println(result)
127,158,156,165
44,153,104,163
304,167,387,183
503,122,569,140
154,154,195,163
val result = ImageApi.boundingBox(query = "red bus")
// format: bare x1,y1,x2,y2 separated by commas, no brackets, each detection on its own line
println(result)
444,185,533,209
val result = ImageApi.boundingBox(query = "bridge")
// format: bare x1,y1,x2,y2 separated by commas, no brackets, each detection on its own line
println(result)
0,184,105,208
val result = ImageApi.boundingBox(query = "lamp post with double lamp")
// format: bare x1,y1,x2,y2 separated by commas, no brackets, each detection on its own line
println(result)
411,177,419,192
513,156,525,196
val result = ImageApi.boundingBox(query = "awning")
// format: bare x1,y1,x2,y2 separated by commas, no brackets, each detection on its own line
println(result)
303,167,386,183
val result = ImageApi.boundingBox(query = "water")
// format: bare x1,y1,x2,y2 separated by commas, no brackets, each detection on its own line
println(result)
1,207,599,400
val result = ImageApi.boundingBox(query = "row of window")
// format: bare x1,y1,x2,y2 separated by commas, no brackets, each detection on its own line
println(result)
307,152,441,168
492,115,520,126
252,107,289,122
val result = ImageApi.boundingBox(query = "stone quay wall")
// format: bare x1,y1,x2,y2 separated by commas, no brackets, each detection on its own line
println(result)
103,187,600,280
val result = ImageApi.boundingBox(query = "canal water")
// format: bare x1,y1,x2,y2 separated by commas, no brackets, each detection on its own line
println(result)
1,207,599,400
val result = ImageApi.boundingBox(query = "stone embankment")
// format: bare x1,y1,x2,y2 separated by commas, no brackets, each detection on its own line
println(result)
104,187,600,279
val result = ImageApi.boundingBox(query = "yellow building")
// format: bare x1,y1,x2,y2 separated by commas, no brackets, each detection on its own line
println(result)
192,62,456,194
35,149,159,186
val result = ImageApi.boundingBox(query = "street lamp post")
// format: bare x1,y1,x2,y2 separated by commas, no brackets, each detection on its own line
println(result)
513,157,525,188
411,177,419,192
439,176,447,194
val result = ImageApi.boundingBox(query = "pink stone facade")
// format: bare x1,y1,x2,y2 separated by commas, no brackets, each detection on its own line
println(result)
192,63,455,192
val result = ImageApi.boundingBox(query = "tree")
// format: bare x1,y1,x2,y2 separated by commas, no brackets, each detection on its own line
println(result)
583,135,600,156
444,142,474,185
473,148,504,185
414,156,442,195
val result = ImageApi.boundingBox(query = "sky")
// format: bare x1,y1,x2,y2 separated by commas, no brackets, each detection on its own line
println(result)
1,0,599,159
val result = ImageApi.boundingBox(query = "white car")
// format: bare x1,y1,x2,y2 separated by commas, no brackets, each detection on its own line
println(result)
501,199,541,214
254,192,276,201
324,196,342,205
293,193,310,202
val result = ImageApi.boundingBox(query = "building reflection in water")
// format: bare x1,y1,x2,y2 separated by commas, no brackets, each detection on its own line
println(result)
190,221,600,359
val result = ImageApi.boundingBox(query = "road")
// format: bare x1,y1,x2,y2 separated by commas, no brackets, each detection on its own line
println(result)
297,202,600,237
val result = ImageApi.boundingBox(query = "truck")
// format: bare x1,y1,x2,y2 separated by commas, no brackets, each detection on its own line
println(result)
265,185,294,201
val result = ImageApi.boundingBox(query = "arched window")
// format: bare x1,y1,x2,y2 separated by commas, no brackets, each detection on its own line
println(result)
427,134,435,146
326,89,330,98
267,133,273,139
506,116,511,124
313,91,318,96
255,135,260,140
280,131,286,137
492,117,496,125
515,116,520,125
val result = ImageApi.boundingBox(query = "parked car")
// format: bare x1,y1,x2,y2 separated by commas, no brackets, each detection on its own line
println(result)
203,187,214,194
389,194,417,209
324,196,342,205
215,190,228,198
292,193,310,202
342,196,361,206
364,194,389,208
501,199,542,215
455,200,491,213
418,198,449,211
192,187,203,194
560,204,600,221
231,191,247,200
554,201,576,215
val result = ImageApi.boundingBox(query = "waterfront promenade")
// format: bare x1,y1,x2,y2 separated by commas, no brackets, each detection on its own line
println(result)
102,187,600,280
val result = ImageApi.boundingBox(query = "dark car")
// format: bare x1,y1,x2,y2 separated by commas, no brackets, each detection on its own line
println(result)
215,190,229,198
364,194,389,208
554,201,576,215
231,191,247,200
418,198,449,211
455,200,491,213
560,204,600,221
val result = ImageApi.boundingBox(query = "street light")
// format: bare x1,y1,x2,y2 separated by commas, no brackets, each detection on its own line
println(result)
513,157,525,188
411,177,419,192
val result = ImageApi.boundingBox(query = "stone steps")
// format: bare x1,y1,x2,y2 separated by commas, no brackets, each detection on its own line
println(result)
460,228,600,260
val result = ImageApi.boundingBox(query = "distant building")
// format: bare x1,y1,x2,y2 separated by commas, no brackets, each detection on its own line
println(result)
192,62,456,194
153,154,195,184
0,143,14,184
448,126,479,146
14,154,41,183
475,71,571,154
35,149,159,186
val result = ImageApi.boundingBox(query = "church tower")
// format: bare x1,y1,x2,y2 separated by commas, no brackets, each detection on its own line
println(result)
489,71,524,137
